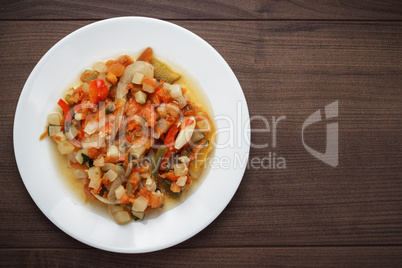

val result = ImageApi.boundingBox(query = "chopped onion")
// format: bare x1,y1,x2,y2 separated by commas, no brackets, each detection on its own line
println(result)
92,192,120,204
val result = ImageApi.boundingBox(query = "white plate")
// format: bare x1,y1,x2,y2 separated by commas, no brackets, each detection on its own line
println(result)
13,17,250,253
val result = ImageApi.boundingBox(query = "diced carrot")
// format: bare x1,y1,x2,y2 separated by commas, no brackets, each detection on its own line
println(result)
137,47,153,62
106,72,117,84
106,60,115,67
170,182,181,193
108,62,125,77
161,171,180,181
117,55,134,67
149,193,161,208
39,129,47,140
87,147,100,159
138,188,151,197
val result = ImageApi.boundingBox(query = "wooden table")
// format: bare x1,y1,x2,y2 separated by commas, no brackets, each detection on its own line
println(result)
1,1,401,266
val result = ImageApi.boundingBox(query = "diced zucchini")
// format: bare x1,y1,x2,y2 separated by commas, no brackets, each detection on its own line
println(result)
75,149,89,164
48,113,61,126
191,130,205,143
132,72,144,84
135,90,147,105
48,125,62,137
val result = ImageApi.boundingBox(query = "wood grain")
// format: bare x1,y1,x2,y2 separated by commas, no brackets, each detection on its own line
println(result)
1,247,402,267
1,20,401,256
0,0,401,20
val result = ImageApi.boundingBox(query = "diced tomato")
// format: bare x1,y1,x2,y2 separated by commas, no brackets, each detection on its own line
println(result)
164,124,179,150
108,62,125,77
89,78,109,104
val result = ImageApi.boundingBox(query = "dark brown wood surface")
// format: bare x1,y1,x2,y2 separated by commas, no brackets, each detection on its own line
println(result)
1,1,401,267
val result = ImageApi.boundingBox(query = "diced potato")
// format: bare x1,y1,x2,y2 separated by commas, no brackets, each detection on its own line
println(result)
66,125,79,140
114,185,126,199
107,145,119,158
84,121,99,135
113,210,131,225
57,140,75,154
48,113,61,125
88,166,102,180
178,156,190,164
74,113,83,121
105,170,118,182
48,125,62,137
176,95,187,108
93,61,108,73
93,156,105,167
169,84,182,98
176,176,187,187
142,77,157,93
75,149,89,164
174,163,188,176
89,178,101,189
135,90,147,104
52,132,66,142
73,169,88,179
132,72,144,84
129,144,147,159
132,196,149,212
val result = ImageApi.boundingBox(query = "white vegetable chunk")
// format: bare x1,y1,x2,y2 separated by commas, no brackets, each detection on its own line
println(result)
174,116,196,150
114,185,126,200
169,84,182,98
132,72,144,84
57,140,75,154
93,61,108,73
176,176,187,187
132,196,149,212
88,166,102,180
174,163,188,176
107,145,119,158
84,121,99,135
135,90,147,104
48,113,61,125
105,170,118,182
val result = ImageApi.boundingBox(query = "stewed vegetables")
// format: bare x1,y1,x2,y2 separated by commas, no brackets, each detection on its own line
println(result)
42,47,214,224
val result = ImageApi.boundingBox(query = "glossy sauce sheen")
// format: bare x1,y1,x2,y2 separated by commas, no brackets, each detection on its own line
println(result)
52,55,215,220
